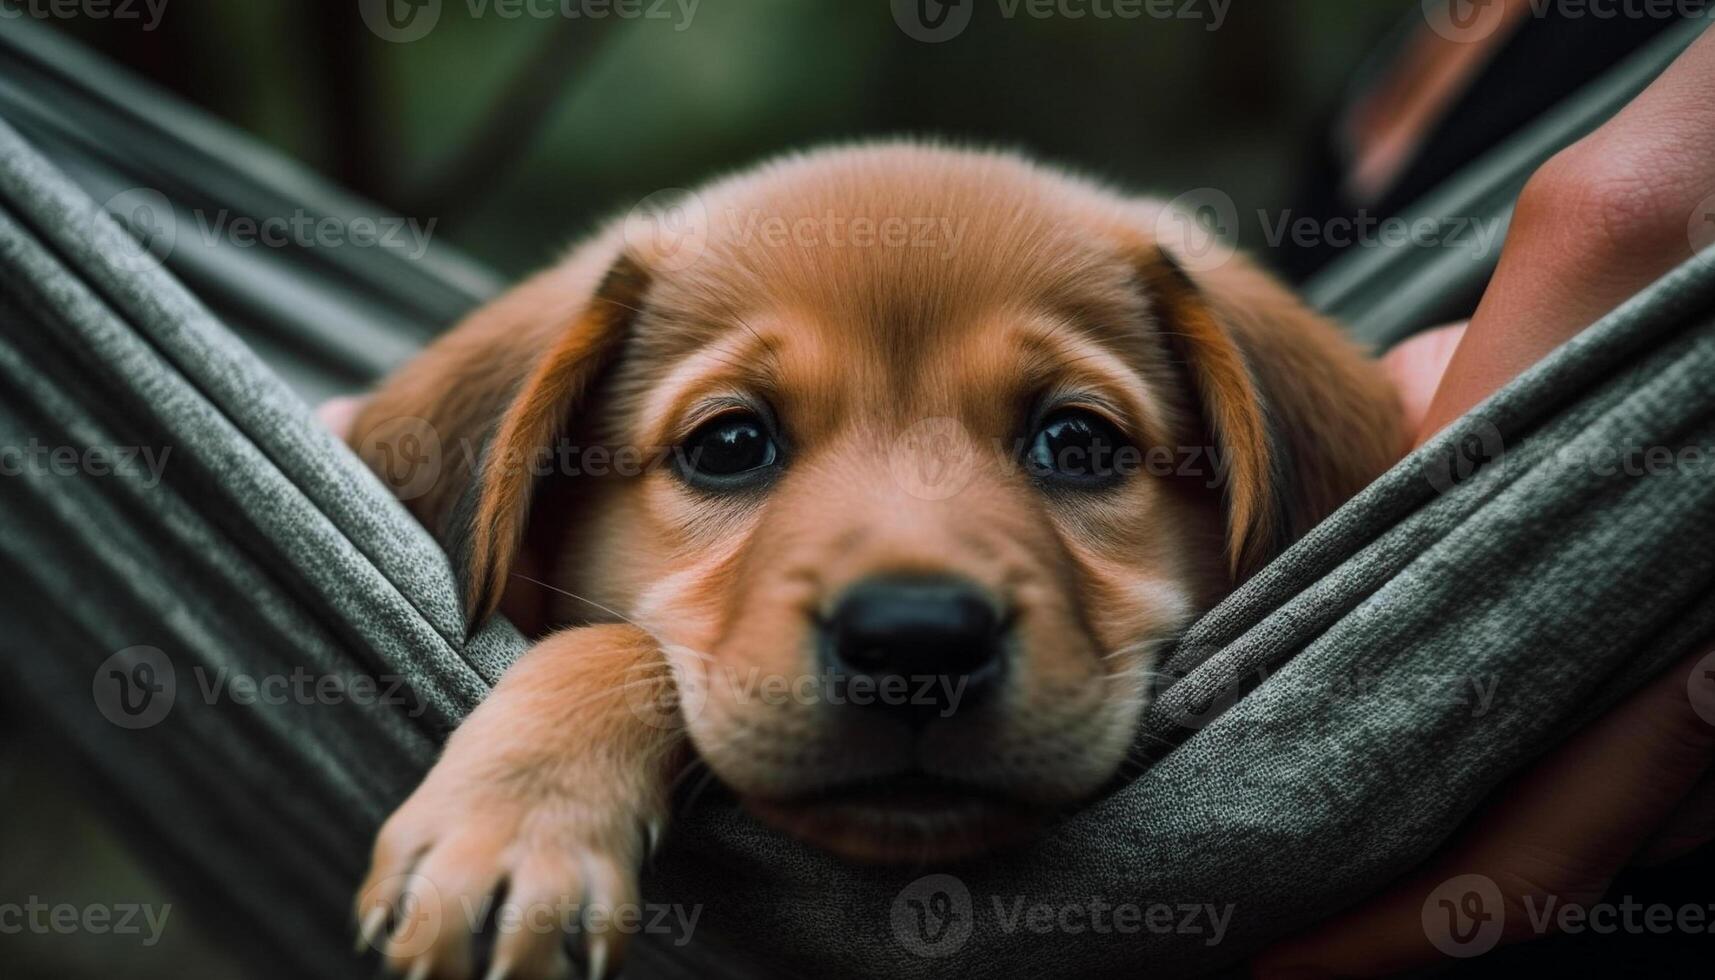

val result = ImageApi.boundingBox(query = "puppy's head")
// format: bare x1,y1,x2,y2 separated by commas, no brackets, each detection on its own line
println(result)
354,144,1398,862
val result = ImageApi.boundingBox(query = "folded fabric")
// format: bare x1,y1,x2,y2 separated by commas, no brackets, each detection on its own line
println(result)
651,242,1715,976
0,18,1710,980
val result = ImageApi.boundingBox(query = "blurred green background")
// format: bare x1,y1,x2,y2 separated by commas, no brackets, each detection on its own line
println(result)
4,1,1415,976
47,0,1412,275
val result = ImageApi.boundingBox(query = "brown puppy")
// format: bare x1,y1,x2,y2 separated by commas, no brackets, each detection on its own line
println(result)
351,143,1399,979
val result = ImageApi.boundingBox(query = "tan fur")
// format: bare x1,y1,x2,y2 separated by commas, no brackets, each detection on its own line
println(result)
1138,248,1400,578
353,142,1400,979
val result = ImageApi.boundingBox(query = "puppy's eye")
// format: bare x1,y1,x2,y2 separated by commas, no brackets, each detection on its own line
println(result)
678,412,779,486
1026,409,1128,487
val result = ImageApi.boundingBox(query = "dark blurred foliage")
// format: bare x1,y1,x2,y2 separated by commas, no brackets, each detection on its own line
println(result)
47,0,1414,275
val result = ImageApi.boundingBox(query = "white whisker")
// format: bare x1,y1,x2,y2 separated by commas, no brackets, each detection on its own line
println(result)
507,572,716,662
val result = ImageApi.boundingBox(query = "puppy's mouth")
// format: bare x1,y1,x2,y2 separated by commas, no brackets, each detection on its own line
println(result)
743,771,1052,862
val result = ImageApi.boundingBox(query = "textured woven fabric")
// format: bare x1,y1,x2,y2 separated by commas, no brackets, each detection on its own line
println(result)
0,114,512,980
1,20,1712,979
650,246,1715,977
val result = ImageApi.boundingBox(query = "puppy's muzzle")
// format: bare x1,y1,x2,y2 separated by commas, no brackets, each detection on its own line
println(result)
820,575,1006,724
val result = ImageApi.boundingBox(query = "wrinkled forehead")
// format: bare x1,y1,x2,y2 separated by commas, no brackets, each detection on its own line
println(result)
618,258,1176,450
606,157,1181,443
642,157,1140,329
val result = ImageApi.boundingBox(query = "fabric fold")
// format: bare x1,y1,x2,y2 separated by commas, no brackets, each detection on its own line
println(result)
2,23,1714,979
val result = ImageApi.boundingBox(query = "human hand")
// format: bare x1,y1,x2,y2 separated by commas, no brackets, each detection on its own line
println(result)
1413,22,1715,442
1254,23,1715,977
1251,646,1715,976
316,394,368,441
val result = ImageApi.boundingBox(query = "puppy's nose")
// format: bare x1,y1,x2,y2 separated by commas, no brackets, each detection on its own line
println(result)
823,576,1005,720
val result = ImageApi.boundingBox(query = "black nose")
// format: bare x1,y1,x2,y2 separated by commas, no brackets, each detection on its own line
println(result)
822,576,1005,720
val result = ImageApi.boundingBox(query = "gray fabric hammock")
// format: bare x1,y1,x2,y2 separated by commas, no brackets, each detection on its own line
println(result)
1,17,1712,980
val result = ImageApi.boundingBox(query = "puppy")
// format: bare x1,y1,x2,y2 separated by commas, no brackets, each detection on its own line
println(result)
350,142,1399,979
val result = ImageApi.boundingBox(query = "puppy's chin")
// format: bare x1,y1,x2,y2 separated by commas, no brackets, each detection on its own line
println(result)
741,777,1055,863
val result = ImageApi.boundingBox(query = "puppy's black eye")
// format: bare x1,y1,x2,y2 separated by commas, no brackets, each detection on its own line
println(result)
679,412,779,486
1026,409,1128,487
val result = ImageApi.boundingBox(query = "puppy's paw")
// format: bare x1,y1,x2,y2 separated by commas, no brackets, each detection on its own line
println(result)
356,774,659,980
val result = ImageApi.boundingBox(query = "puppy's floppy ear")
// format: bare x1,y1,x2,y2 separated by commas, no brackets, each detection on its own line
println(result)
350,246,649,622
462,255,648,621
1135,242,1399,582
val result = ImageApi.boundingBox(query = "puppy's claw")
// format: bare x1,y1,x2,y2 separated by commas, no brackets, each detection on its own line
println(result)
404,958,433,980
482,957,513,980
645,819,663,856
356,905,388,954
586,935,609,980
